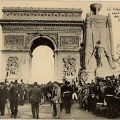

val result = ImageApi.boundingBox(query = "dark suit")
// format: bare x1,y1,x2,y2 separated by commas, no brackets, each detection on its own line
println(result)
0,86,8,116
104,85,115,118
29,86,41,119
62,84,72,113
9,85,21,118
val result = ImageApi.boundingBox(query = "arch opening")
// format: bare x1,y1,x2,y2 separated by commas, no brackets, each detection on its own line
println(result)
30,37,55,53
30,37,55,84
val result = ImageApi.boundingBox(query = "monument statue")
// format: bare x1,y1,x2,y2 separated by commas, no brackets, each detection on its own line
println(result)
85,3,115,70
79,43,85,69
88,40,115,69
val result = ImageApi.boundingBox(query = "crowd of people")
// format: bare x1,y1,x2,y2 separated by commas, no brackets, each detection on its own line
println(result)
0,75,120,119
78,75,120,119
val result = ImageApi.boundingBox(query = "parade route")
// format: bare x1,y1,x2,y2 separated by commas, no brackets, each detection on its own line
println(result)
1,102,111,119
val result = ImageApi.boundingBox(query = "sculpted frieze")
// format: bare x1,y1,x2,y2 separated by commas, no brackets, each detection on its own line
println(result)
25,33,58,48
60,36,79,47
25,33,39,46
4,35,24,46
2,25,82,31
42,33,58,44
4,11,81,19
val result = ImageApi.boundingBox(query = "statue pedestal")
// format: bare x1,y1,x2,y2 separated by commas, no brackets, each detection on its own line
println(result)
78,66,118,84
96,67,119,77
6,74,19,82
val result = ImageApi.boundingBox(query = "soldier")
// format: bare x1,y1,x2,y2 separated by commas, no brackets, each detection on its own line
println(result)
62,80,72,114
29,82,41,119
104,82,115,118
9,80,22,118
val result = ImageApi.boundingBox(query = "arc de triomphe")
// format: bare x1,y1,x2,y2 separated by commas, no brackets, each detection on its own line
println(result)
0,7,84,83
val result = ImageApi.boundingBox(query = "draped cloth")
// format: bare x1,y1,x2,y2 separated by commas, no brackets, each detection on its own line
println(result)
85,14,115,70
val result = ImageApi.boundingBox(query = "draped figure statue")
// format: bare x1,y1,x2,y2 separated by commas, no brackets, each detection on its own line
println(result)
88,40,115,69
85,3,115,70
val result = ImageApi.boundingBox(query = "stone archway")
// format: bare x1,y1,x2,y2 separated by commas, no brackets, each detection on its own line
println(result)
28,35,57,53
29,36,57,83
0,7,83,83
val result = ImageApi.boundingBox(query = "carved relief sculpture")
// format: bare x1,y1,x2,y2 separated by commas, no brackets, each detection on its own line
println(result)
78,69,89,82
4,35,24,49
2,24,82,32
25,33,58,48
60,36,79,47
63,56,76,77
4,35,24,46
6,56,19,77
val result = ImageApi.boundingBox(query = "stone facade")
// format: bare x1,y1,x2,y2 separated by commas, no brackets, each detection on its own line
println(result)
0,7,84,83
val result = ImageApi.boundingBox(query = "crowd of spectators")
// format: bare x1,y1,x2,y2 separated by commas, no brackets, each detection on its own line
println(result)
77,75,120,119
0,75,120,119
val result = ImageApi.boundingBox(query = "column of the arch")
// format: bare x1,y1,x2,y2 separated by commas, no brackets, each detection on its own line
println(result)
54,50,58,81
19,51,32,84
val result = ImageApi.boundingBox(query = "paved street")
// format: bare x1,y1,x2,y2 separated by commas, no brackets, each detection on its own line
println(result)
0,102,112,119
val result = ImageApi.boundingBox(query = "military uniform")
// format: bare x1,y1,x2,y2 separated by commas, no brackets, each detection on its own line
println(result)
62,81,72,113
104,84,115,118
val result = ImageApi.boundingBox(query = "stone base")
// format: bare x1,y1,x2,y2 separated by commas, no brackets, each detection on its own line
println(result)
78,67,120,84
95,67,119,77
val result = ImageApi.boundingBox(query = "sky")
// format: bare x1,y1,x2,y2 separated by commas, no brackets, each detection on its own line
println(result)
31,46,54,84
0,0,120,83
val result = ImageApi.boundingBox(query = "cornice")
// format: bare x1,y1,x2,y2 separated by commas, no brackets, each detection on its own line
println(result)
0,20,84,28
0,19,84,24
2,7,83,22
2,7,82,13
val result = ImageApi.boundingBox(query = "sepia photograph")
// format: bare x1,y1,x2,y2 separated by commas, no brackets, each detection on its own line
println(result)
0,0,120,119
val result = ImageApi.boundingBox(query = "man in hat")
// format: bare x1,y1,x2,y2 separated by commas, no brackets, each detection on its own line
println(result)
62,80,72,114
9,80,22,118
29,82,41,119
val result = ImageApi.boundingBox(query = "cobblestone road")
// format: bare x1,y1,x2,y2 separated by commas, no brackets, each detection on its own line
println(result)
1,102,119,119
